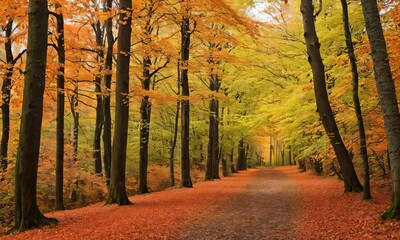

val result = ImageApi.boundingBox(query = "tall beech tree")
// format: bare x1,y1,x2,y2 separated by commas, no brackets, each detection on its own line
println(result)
12,0,57,231
68,75,79,162
106,0,132,205
300,0,363,192
237,138,247,170
50,3,66,210
361,0,400,219
135,0,170,193
179,0,193,188
206,48,221,180
103,0,114,185
92,16,105,175
340,0,371,199
1,19,26,172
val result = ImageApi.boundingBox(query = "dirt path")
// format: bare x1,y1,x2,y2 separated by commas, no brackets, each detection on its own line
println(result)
3,166,400,239
176,167,298,239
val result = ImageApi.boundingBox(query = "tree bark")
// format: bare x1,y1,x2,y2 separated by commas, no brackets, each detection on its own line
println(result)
69,85,79,162
180,7,192,188
206,75,219,180
230,146,237,173
300,0,363,192
139,56,152,194
237,138,246,171
92,20,104,175
288,145,293,165
1,20,13,172
105,0,132,205
169,69,180,187
103,0,113,186
341,0,371,199
361,0,400,218
55,5,66,211
269,136,273,166
169,99,180,187
12,0,57,232
1,20,26,173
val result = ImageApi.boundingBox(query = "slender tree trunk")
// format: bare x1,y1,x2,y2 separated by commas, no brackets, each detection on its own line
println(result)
269,136,273,166
361,0,400,218
180,10,192,188
300,0,363,192
1,20,26,173
92,20,104,175
288,145,293,165
68,79,79,163
169,99,180,187
220,109,227,177
206,76,219,180
341,0,371,199
281,149,285,166
103,0,113,186
71,91,79,162
211,97,219,178
1,70,12,173
12,0,57,232
55,5,66,210
275,143,279,166
169,67,180,187
105,0,132,205
93,85,103,174
1,20,14,172
139,57,152,194
230,146,237,173
237,138,246,171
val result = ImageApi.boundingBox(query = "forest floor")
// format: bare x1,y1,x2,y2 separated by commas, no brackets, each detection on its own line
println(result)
2,166,400,239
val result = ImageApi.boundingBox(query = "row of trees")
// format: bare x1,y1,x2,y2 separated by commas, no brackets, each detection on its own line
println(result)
300,0,400,218
2,0,263,232
3,0,400,233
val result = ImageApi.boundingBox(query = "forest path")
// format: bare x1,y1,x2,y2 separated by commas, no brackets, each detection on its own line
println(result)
176,167,298,240
3,167,299,240
4,166,398,239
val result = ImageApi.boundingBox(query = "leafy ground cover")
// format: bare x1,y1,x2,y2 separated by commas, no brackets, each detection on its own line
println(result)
1,166,399,239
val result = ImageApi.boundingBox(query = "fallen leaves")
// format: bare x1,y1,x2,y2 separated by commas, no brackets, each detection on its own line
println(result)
2,167,400,239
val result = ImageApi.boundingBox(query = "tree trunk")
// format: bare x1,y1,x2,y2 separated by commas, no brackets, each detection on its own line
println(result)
93,86,103,174
341,0,371,199
237,138,246,171
55,5,66,211
300,0,363,192
169,100,180,187
361,0,400,218
1,20,14,172
12,0,57,232
92,20,104,175
281,149,285,166
180,11,192,188
211,101,219,178
102,0,113,185
288,145,293,165
269,136,273,166
105,0,132,205
230,146,237,173
139,57,152,194
222,157,228,177
220,140,227,176
206,75,219,180
69,86,79,162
